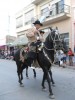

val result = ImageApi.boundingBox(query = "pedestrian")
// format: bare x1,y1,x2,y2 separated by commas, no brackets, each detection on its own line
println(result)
62,52,67,68
68,48,74,66
57,49,64,67
48,3,53,16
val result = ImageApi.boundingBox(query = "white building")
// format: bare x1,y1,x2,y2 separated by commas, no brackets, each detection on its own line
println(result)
16,0,75,51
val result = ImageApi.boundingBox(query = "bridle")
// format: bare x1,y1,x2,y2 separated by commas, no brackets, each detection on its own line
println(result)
49,29,62,49
42,28,62,65
44,29,61,51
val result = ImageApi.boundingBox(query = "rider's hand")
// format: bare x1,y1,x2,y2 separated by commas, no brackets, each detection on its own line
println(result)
37,36,40,40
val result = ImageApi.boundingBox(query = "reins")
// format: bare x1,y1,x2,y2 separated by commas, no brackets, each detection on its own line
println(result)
43,49,54,65
44,44,54,51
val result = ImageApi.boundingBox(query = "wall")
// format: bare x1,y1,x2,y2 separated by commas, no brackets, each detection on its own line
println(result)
42,18,72,47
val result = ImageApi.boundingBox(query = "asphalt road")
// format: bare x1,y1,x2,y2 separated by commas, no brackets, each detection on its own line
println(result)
0,59,75,100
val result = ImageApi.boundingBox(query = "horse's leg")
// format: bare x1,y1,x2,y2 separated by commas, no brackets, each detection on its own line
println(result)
44,68,54,99
21,67,23,81
21,63,28,81
16,62,23,85
42,73,46,90
18,69,24,87
33,69,36,78
17,70,20,83
17,69,23,85
19,64,26,87
26,67,29,78
49,69,55,85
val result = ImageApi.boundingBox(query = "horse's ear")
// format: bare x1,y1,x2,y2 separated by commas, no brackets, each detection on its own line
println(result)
49,27,53,31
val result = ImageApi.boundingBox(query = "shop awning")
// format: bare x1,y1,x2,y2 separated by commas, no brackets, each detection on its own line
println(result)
0,45,5,49
9,36,28,46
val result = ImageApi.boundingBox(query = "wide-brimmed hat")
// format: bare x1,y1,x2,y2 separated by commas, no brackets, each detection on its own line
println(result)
33,20,43,26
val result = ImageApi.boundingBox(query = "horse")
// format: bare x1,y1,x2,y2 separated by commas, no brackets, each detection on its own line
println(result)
14,27,65,99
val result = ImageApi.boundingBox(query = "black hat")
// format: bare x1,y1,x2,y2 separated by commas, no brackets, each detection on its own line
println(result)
33,20,43,26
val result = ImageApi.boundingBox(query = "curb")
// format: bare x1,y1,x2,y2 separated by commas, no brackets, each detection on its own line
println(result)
53,64,75,70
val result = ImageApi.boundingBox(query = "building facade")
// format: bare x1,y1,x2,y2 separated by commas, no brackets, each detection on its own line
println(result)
0,35,16,52
16,0,75,51
6,35,16,45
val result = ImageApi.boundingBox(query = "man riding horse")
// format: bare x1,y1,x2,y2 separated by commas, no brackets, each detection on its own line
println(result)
14,20,66,99
20,20,44,65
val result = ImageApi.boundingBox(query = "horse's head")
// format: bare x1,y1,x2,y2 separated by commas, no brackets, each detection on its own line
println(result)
45,27,63,51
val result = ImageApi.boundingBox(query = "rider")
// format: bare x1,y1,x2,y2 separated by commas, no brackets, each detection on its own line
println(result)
26,20,43,65
20,20,43,63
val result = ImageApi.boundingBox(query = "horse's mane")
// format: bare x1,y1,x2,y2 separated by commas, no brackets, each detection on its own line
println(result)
44,33,54,62
44,33,54,49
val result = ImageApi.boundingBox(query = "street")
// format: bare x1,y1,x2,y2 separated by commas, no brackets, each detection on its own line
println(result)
0,59,75,100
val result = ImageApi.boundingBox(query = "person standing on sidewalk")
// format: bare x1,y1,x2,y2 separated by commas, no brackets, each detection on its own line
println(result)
68,48,74,66
62,52,67,67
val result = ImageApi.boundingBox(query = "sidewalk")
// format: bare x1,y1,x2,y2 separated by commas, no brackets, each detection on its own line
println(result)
66,63,75,70
53,64,75,70
65,63,75,69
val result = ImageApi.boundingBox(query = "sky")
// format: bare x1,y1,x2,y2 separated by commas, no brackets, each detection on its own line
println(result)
0,0,31,40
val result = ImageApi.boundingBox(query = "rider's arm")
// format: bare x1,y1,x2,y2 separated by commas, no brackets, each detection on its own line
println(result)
34,30,43,41
26,28,35,38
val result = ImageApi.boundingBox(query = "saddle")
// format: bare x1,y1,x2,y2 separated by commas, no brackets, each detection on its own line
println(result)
20,42,44,67
31,42,44,68
29,41,44,52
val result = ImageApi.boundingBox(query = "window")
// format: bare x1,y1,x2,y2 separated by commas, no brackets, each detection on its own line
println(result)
49,0,64,15
60,33,69,48
56,2,59,14
41,3,50,17
16,16,23,28
41,0,65,18
41,7,49,16
58,0,64,13
54,0,64,14
25,10,34,25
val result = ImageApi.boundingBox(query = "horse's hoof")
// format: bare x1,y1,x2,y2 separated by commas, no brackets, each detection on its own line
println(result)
42,87,47,91
49,94,55,99
26,77,29,79
18,80,21,83
34,76,36,79
52,83,55,87
20,84,24,87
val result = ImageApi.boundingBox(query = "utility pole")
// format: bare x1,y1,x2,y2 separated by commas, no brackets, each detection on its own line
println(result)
8,15,10,35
